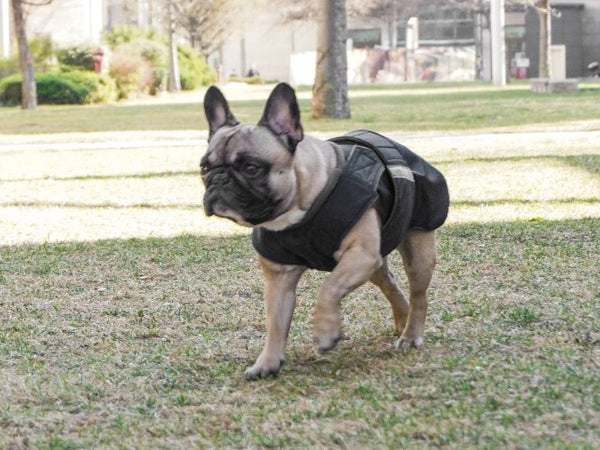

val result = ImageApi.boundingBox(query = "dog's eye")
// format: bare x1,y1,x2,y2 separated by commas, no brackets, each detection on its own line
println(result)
243,163,259,176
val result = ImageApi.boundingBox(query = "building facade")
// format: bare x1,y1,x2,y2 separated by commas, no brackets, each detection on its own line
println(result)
215,0,600,83
1,0,599,83
0,0,119,59
525,1,600,78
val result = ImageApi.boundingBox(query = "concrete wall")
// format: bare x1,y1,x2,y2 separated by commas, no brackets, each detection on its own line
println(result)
219,7,317,83
552,4,584,77
525,1,599,78
26,0,103,47
579,0,600,68
550,0,600,74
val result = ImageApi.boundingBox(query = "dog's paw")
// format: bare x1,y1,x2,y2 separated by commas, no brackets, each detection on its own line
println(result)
314,330,342,353
314,311,342,353
394,335,424,350
244,366,279,381
244,358,284,381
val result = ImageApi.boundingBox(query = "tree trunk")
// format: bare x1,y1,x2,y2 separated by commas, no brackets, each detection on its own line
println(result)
538,0,552,78
311,0,350,119
167,0,181,92
11,0,36,109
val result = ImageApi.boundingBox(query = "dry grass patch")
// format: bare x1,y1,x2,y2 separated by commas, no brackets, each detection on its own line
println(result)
2,129,599,245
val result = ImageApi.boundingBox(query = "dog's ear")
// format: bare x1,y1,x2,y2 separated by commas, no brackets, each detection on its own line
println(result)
204,86,239,140
258,82,304,152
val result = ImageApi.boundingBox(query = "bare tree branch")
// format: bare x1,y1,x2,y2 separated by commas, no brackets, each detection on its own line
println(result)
170,0,230,57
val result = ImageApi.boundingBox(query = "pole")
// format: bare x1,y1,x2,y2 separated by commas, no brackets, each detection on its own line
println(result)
167,0,180,92
490,0,506,86
538,0,552,79
391,0,397,49
1,0,9,57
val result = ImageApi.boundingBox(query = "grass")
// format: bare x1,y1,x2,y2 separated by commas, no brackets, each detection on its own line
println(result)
0,82,599,447
0,82,599,134
0,222,598,448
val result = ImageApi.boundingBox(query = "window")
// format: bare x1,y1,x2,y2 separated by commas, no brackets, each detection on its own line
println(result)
348,29,381,48
399,8,475,45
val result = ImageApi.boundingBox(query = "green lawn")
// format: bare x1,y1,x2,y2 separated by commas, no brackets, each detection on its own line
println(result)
1,82,599,134
1,222,598,448
0,83,599,448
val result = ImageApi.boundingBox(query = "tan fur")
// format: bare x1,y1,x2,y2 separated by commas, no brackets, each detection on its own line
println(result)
203,84,440,380
291,137,339,212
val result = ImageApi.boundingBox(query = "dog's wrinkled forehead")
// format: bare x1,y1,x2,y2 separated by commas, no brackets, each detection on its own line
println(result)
206,124,291,165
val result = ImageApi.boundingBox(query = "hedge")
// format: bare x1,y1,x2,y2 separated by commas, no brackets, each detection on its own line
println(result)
0,71,116,106
56,47,95,71
178,44,216,90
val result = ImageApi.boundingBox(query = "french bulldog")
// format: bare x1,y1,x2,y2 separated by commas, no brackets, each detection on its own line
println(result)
201,83,448,380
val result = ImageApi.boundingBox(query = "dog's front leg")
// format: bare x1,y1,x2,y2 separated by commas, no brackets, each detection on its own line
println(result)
245,256,305,380
314,209,383,352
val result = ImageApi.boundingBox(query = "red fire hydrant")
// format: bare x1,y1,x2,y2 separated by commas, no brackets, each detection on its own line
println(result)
92,48,104,73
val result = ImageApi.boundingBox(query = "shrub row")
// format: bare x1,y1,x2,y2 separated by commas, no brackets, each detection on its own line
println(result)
0,71,116,106
0,27,217,105
104,25,217,99
228,76,266,85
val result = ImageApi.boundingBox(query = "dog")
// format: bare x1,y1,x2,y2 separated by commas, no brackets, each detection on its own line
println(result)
201,83,449,380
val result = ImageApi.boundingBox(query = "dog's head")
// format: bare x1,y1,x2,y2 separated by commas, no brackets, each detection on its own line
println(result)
200,83,304,227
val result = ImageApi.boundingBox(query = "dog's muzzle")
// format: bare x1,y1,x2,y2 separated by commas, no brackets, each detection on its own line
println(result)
201,166,280,226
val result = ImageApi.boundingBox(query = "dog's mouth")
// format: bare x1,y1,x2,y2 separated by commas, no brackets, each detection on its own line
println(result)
204,199,254,227
203,188,280,227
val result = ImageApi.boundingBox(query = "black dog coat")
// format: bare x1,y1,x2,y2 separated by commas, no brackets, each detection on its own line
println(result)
252,130,449,271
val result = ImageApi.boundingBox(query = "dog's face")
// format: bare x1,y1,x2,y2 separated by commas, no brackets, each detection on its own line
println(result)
201,84,304,227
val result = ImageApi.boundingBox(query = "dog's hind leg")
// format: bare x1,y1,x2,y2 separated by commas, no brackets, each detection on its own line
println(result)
370,257,410,335
395,230,437,349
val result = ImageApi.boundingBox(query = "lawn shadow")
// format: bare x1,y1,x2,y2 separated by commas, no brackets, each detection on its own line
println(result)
562,154,600,176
